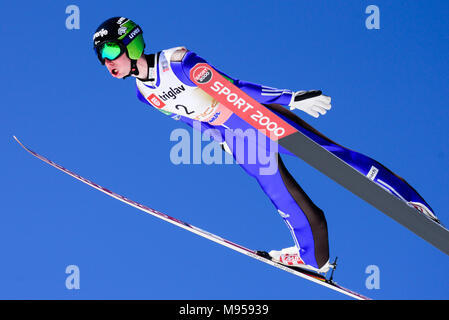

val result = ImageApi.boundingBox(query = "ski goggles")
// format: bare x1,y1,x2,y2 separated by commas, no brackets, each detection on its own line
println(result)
96,41,126,64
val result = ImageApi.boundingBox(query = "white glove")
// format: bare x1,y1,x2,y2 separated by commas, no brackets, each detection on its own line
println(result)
288,90,332,118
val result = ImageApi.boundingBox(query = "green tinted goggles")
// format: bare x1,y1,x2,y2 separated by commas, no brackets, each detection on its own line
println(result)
97,42,126,64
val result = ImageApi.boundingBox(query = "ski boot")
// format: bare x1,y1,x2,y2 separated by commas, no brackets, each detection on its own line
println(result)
261,246,332,274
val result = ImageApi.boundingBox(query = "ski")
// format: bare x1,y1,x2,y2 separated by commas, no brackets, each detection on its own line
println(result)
13,136,369,300
189,63,449,256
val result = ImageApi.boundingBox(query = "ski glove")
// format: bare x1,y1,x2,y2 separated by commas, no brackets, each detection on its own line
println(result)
288,90,332,118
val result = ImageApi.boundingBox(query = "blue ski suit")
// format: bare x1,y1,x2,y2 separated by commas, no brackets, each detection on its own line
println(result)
135,47,435,269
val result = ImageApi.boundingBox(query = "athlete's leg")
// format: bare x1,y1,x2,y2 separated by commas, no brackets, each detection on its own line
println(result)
265,104,436,219
218,116,329,268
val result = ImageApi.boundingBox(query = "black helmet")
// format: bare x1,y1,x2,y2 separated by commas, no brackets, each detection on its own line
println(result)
93,17,145,75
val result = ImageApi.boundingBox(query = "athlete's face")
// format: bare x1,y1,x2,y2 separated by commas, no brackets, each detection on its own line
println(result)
104,53,131,79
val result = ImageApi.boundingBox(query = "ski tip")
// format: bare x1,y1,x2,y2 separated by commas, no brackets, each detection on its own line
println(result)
13,136,30,152
13,135,23,146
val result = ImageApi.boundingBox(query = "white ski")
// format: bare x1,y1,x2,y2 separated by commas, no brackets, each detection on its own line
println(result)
13,136,370,300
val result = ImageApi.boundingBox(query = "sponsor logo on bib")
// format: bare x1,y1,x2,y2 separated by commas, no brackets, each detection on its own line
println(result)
147,94,166,109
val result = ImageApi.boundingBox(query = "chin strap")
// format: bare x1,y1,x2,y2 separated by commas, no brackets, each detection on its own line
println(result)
122,54,156,81
122,59,139,79
130,59,139,76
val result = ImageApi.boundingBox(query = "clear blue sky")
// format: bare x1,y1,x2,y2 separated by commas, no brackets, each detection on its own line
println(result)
1,0,448,300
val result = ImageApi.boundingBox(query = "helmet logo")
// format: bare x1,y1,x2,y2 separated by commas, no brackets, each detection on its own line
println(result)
116,17,127,25
93,28,108,40
118,26,127,35
128,27,141,40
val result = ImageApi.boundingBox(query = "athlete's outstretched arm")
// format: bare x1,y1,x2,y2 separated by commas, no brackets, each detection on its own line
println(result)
176,49,331,118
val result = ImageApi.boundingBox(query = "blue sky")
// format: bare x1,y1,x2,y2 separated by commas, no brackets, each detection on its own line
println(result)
1,1,448,300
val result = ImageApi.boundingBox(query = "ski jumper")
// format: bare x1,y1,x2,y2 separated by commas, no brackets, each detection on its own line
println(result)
135,47,435,269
